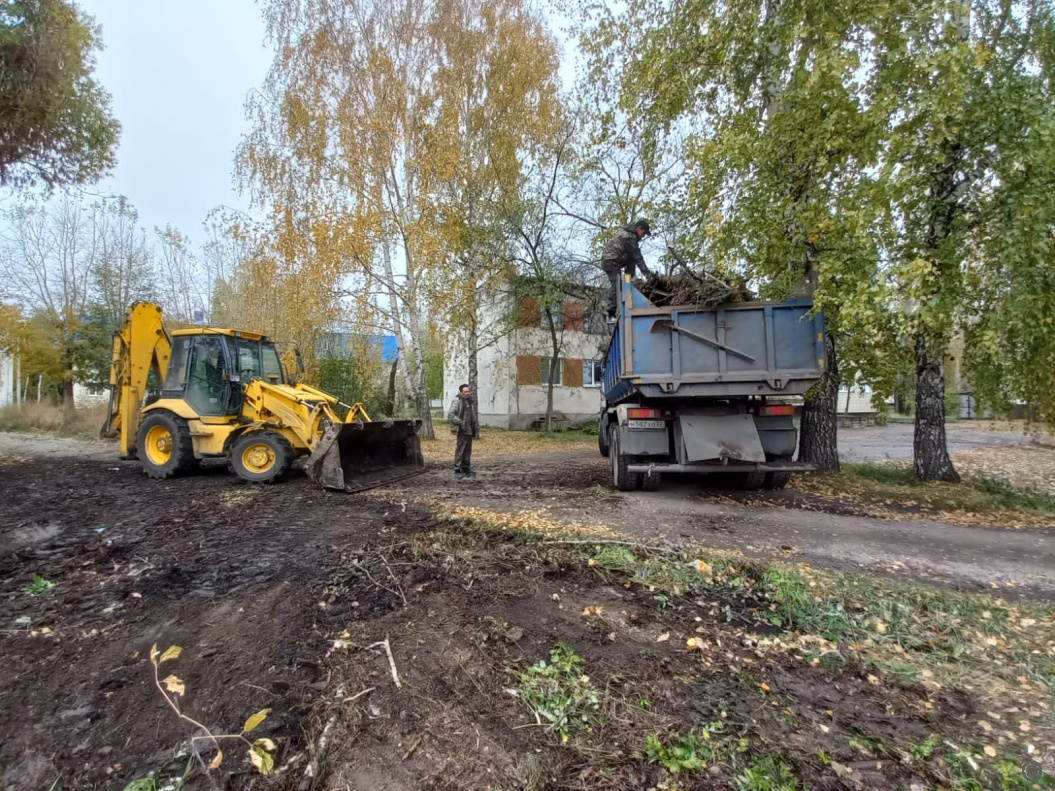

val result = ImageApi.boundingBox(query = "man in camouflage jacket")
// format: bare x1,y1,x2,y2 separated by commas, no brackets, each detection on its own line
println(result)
601,219,653,319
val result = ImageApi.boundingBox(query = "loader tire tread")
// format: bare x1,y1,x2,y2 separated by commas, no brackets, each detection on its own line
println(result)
137,411,198,480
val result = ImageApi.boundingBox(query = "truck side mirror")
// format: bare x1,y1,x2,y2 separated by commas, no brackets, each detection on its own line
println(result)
294,346,305,373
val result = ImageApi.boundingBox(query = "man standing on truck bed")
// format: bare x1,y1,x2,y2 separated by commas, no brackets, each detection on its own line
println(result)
602,219,653,321
448,383,478,476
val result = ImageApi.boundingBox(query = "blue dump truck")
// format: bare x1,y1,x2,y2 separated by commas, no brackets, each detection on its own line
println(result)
599,274,826,491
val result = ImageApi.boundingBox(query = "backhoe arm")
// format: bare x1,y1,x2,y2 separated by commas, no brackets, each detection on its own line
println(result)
102,302,171,458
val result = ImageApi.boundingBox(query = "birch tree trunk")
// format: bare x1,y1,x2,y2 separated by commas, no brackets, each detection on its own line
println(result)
799,330,839,470
911,2,968,483
468,321,480,438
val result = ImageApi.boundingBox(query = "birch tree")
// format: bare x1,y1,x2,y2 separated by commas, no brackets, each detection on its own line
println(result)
242,0,438,436
422,0,565,430
241,0,571,438
0,196,96,399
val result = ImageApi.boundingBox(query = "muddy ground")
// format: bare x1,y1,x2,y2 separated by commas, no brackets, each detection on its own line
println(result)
0,446,1050,790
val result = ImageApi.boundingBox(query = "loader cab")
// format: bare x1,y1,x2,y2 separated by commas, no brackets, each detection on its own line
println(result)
162,330,285,417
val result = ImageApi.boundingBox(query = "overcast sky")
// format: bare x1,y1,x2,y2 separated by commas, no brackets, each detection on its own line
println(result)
79,0,273,244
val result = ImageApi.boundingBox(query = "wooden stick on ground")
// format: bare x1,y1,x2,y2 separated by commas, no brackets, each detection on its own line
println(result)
402,735,423,761
366,636,402,688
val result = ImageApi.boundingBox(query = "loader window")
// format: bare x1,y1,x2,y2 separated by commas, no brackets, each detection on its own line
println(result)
186,336,227,416
227,339,285,385
162,337,191,394
261,344,284,384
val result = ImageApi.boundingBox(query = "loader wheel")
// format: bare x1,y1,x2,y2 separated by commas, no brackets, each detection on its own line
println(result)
137,411,197,479
609,427,637,492
229,431,294,484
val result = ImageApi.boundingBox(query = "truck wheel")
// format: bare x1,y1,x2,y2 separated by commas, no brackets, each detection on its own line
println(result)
609,427,637,492
598,413,610,458
639,463,661,491
229,430,294,484
763,456,794,490
736,470,767,491
137,411,198,479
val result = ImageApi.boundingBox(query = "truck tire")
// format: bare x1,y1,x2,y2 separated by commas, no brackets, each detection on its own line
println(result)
609,427,637,492
736,470,767,491
598,413,610,458
229,430,294,484
639,463,661,491
136,411,198,479
763,456,794,490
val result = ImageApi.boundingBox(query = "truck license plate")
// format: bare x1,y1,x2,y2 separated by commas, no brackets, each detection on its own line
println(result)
628,419,666,429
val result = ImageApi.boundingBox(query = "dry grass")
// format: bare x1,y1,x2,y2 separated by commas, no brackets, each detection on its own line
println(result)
0,403,109,438
420,424,595,463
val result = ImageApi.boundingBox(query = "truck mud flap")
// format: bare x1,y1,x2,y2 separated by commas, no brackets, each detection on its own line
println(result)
676,414,765,463
307,420,426,493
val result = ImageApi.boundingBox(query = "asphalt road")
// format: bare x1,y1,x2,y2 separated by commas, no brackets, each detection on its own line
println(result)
838,422,1038,461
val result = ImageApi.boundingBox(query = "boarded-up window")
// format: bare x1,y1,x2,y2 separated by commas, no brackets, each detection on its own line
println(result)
563,357,584,387
517,355,541,385
518,297,541,328
563,302,584,331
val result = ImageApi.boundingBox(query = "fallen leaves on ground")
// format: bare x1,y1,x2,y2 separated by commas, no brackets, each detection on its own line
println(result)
420,427,594,463
949,446,1055,495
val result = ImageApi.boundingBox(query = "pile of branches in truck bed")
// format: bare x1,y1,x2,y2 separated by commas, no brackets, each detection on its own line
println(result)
638,271,754,309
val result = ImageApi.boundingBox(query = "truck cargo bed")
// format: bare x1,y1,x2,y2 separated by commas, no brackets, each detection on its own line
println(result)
603,277,826,405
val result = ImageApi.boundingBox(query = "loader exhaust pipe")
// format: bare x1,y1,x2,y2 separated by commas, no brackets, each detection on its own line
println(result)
306,418,426,493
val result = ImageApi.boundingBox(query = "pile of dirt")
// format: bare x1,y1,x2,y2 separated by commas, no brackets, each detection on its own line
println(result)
638,272,754,309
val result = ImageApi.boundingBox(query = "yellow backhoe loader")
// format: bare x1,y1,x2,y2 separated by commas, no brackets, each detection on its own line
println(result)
101,302,425,492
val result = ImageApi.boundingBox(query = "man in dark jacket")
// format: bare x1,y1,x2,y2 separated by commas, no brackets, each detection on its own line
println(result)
601,219,653,319
447,383,477,476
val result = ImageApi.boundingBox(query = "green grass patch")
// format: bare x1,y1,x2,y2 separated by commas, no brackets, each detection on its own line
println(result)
523,428,594,442
734,755,804,790
645,730,712,774
22,573,56,595
517,643,602,742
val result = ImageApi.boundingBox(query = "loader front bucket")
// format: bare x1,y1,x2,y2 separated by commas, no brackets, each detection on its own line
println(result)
306,419,426,493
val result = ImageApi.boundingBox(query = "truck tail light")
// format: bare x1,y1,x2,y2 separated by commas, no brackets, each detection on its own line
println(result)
760,405,795,416
627,407,659,419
